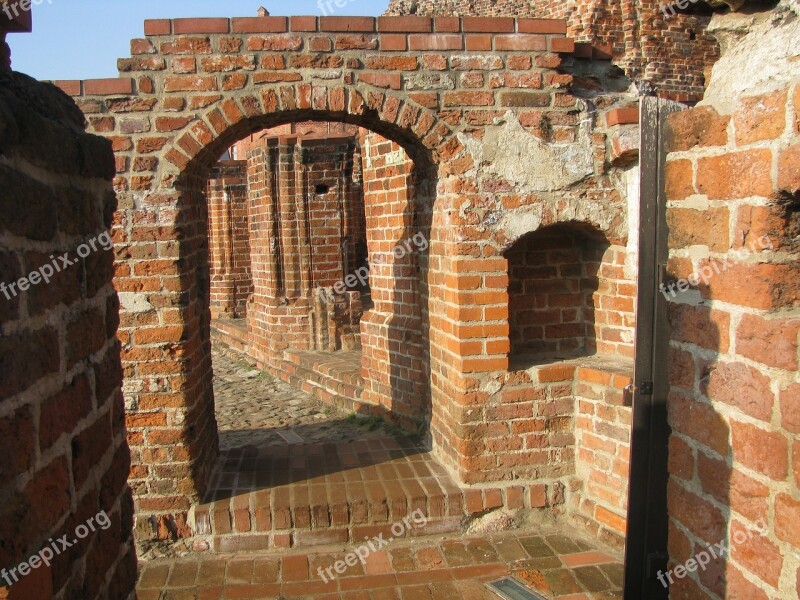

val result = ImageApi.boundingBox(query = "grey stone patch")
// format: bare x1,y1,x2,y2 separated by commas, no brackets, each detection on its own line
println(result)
461,110,595,194
405,73,456,91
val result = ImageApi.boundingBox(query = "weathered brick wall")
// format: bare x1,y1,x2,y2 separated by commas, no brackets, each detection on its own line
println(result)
244,133,366,357
359,131,429,429
0,68,136,598
505,224,635,362
572,366,633,549
386,0,720,101
206,160,252,319
663,2,800,596
232,120,360,159
55,15,643,538
304,135,363,289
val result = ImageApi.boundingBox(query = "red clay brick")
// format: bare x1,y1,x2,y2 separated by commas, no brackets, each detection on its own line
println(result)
173,18,229,34
409,34,463,51
462,17,514,32
84,78,135,96
231,17,288,33
378,16,432,32
144,19,171,35
320,16,375,32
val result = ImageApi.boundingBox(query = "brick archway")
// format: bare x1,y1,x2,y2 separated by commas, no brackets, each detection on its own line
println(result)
56,14,622,540
161,100,446,515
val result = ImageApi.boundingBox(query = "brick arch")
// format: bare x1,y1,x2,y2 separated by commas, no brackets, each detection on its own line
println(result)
163,86,452,183
157,102,446,513
495,200,629,252
166,99,445,472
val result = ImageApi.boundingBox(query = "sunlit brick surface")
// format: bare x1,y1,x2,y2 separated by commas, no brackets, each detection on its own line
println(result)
137,530,622,599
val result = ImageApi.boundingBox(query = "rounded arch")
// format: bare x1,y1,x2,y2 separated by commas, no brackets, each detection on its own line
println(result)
492,194,629,254
144,87,448,502
159,84,453,187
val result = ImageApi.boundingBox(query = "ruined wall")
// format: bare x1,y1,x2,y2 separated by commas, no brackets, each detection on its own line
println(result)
244,133,366,357
385,0,720,101
505,224,635,362
663,2,800,597
572,365,633,549
359,131,429,429
56,15,644,537
232,120,359,159
0,68,136,598
206,160,251,320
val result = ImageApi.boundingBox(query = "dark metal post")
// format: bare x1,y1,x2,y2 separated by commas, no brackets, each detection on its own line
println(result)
624,96,685,599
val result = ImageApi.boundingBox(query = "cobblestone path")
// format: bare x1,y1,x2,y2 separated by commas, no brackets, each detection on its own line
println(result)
213,349,391,451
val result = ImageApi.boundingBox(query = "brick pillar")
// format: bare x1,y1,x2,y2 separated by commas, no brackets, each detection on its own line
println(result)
206,160,251,320
359,131,428,429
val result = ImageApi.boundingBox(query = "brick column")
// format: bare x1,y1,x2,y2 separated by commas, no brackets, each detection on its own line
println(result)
207,160,250,319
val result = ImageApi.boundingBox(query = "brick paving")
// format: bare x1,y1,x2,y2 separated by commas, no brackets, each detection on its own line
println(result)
196,348,624,598
137,530,623,599
196,436,542,553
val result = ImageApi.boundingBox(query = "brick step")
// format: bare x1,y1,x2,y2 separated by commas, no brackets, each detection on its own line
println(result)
292,364,360,403
211,319,251,358
193,439,538,554
272,364,360,416
281,350,365,413
284,349,363,387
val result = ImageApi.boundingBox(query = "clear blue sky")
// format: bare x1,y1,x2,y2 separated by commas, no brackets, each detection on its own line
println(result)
8,0,391,80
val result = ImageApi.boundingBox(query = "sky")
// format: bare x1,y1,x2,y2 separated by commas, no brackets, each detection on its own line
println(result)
8,0,391,80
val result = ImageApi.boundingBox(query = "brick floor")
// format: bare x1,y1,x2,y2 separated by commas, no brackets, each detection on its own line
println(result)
195,437,538,552
137,530,623,599
195,348,557,554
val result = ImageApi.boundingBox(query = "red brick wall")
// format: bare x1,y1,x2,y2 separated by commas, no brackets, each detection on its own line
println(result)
663,11,800,596
386,0,720,101
206,160,252,319
573,366,633,549
359,131,429,429
0,73,136,599
57,15,641,535
244,132,366,357
232,121,359,159
505,224,635,362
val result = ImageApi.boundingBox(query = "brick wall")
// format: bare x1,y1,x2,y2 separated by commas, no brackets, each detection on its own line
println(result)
505,224,635,363
359,131,429,430
573,366,633,549
56,15,643,536
206,160,252,319
385,0,720,101
232,120,360,159
244,132,366,358
663,3,800,596
0,70,136,598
